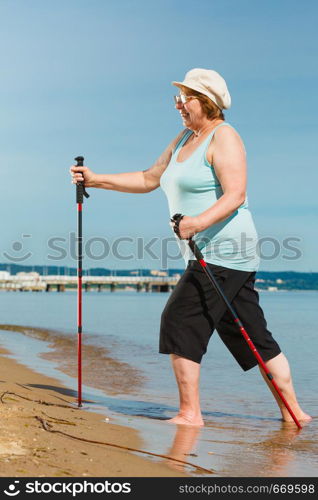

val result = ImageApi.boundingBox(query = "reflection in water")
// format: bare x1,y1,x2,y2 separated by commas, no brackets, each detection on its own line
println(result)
250,425,299,477
159,421,308,476
205,419,316,477
164,425,203,474
250,421,313,477
150,413,317,477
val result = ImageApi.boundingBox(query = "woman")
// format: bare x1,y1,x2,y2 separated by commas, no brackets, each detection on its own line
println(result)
70,68,311,426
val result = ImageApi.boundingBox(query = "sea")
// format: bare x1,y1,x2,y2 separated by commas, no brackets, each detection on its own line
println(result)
0,289,317,477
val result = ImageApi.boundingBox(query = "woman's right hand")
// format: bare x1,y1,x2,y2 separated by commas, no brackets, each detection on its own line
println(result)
69,165,98,188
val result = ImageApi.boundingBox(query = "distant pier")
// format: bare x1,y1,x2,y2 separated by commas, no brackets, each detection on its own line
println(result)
0,272,180,293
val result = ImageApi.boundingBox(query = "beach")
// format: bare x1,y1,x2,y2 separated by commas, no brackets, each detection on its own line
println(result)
0,290,317,478
0,347,192,478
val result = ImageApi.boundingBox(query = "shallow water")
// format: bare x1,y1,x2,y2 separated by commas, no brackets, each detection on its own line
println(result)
0,289,317,476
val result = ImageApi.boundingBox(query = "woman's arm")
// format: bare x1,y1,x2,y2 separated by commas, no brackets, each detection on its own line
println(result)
178,126,247,238
70,131,185,194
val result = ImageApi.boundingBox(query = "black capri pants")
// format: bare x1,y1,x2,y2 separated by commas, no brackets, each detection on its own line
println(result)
159,260,281,371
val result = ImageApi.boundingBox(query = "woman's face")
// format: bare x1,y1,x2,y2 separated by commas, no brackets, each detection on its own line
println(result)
175,90,205,130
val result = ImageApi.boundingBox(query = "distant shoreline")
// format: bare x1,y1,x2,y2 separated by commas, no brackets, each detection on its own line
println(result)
1,264,318,291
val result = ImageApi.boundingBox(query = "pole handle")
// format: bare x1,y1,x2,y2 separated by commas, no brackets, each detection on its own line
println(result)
188,238,204,261
75,156,90,203
171,213,204,261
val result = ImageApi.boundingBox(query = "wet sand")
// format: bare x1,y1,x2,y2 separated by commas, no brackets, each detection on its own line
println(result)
0,347,191,477
0,324,145,396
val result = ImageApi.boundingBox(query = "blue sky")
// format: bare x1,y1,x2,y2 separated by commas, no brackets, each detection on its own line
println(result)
1,0,317,271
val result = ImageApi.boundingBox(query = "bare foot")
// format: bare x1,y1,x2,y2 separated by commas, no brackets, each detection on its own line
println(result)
166,414,204,426
283,411,312,424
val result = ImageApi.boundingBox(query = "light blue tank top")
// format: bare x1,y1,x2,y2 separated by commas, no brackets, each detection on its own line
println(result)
160,123,260,271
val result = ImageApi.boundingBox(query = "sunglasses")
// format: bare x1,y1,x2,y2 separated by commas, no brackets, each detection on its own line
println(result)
174,94,197,105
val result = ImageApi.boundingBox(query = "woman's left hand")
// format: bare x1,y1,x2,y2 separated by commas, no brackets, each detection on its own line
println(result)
172,215,200,239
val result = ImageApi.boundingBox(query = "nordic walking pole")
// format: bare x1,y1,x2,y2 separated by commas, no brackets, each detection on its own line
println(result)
171,213,302,430
75,156,89,407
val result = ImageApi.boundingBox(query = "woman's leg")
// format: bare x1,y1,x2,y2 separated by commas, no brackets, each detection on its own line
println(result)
259,352,312,422
167,354,204,426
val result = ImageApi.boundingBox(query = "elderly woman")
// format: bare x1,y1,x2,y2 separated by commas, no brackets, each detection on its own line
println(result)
70,68,310,426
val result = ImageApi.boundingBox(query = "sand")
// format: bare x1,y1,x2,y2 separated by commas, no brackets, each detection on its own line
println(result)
0,347,190,477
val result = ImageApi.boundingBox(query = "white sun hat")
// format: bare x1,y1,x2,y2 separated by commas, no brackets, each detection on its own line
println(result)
172,68,231,110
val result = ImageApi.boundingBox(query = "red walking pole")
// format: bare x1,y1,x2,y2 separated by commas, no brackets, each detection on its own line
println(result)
171,214,302,430
75,156,89,407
